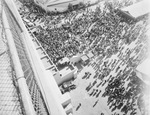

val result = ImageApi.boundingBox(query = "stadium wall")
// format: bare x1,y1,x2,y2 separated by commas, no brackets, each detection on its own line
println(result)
3,0,68,115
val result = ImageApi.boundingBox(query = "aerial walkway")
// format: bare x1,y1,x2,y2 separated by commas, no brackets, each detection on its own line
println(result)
0,2,23,115
0,0,69,115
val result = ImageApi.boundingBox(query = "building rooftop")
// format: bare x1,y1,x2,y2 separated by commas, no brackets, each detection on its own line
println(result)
121,0,150,18
136,56,150,78
59,65,75,76
34,0,99,12
81,55,89,62
59,57,70,65
87,52,94,59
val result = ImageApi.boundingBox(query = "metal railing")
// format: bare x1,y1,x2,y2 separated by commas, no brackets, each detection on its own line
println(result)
0,1,24,115
3,1,49,115
2,0,68,115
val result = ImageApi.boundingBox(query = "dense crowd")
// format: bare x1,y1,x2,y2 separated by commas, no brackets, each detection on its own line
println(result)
84,13,149,114
83,64,148,114
82,15,149,114
17,0,136,63
16,0,150,114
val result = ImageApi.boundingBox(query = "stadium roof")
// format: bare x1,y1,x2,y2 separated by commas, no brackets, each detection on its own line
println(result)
136,57,150,78
121,0,150,18
34,0,98,12
46,0,83,7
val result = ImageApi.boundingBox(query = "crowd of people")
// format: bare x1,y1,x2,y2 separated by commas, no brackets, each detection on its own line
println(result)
84,15,149,114
16,0,150,114
18,1,89,64
83,64,148,114
82,16,149,114
17,0,136,64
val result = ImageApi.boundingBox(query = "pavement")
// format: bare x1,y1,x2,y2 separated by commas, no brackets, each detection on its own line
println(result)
70,66,112,115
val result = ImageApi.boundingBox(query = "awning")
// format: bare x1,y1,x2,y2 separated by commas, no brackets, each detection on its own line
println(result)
87,52,94,58
136,57,150,78
121,0,150,19
81,55,89,62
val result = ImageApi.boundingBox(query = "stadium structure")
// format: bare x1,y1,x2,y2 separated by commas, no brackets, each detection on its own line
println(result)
33,0,99,12
0,0,74,115
116,0,150,22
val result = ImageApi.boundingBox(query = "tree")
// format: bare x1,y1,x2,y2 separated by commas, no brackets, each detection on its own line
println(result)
105,1,114,12
95,6,101,17
68,3,73,12
95,6,101,13
78,2,86,9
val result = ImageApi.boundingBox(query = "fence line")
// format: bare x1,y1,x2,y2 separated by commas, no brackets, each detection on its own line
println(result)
3,0,50,114
2,4,36,115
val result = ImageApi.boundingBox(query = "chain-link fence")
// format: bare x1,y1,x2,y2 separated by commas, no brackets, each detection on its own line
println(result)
0,1,24,115
0,1,50,115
